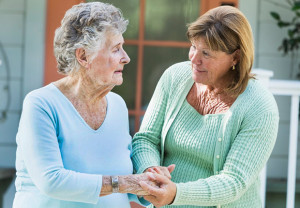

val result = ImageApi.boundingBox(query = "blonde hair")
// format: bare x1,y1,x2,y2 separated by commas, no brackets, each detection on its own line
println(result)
187,6,254,96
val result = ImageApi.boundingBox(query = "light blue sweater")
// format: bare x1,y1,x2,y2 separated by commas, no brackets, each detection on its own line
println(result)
13,83,146,208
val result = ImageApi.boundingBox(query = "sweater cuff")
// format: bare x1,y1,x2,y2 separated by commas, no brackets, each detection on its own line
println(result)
132,154,160,174
128,194,151,206
171,181,209,206
90,175,102,204
171,183,182,205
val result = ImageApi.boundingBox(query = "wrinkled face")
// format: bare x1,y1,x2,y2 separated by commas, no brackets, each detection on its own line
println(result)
189,38,237,87
88,33,130,87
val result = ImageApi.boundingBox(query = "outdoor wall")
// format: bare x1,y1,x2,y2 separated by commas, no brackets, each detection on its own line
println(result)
241,0,300,180
0,0,46,167
0,0,46,207
0,0,299,207
0,0,24,169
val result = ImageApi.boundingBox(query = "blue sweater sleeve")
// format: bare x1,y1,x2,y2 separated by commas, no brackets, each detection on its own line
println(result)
128,194,150,207
18,94,102,204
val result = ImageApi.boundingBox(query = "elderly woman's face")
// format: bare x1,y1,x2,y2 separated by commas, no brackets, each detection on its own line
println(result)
189,38,237,87
88,33,130,87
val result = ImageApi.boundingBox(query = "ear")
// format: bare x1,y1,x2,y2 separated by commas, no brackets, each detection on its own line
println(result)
75,48,90,68
232,49,240,65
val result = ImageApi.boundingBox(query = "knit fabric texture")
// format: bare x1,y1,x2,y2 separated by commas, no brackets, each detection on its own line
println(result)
132,61,279,208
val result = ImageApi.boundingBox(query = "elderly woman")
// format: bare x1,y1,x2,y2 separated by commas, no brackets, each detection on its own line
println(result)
13,2,154,208
132,6,279,208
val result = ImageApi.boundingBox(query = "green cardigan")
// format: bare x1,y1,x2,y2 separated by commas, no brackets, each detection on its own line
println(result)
132,61,279,207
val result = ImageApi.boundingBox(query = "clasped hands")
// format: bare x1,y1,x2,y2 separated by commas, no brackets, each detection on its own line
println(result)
140,164,177,208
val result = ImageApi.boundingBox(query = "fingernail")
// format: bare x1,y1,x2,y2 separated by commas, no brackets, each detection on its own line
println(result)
148,172,155,179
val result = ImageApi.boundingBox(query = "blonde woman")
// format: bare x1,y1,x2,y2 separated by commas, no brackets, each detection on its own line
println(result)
132,6,279,208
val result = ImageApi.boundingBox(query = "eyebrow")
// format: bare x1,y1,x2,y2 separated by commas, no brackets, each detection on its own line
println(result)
112,41,125,49
113,43,121,47
191,42,209,50
194,46,210,51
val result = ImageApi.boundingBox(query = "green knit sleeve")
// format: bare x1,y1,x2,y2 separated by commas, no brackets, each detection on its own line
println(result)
172,110,279,206
131,69,171,174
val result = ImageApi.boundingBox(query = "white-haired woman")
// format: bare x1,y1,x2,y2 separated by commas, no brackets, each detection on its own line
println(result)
13,2,158,208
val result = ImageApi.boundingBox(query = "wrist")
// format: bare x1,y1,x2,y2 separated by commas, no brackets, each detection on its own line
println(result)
101,176,113,195
118,175,130,193
111,176,119,193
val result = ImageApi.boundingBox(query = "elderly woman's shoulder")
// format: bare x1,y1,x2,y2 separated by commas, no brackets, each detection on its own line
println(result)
107,91,127,108
23,84,59,106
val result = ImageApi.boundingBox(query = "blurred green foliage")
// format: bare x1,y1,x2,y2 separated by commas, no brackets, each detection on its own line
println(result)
270,1,300,54
270,0,300,77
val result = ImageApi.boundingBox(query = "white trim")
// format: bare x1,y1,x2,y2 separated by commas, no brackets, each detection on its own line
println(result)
239,0,260,68
269,79,300,208
270,80,300,96
22,0,47,99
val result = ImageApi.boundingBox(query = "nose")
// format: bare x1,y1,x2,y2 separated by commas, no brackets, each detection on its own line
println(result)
121,49,130,64
189,48,201,65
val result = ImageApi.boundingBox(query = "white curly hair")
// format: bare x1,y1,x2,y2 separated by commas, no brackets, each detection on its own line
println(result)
53,2,128,75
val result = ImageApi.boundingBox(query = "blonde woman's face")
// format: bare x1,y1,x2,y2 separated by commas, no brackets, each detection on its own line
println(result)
189,38,238,88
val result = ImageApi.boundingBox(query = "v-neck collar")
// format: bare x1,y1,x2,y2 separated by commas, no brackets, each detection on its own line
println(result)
50,83,109,132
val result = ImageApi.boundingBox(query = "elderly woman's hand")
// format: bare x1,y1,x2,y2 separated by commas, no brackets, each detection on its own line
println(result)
118,172,159,196
139,173,177,208
144,164,175,179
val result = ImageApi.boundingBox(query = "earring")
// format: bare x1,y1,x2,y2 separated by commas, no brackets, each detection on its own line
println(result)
232,65,235,70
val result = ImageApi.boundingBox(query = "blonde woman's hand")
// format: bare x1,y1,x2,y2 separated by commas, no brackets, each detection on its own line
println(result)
139,173,177,208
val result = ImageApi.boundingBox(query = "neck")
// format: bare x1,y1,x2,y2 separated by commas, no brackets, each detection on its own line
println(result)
195,83,227,97
195,73,235,97
56,71,113,108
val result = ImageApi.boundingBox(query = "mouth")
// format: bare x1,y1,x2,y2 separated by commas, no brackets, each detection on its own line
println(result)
193,67,207,73
114,69,123,74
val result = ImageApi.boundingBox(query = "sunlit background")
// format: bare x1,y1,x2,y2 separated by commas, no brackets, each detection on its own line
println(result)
0,0,299,208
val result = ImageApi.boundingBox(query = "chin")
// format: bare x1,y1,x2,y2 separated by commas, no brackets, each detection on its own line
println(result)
192,74,202,83
114,79,123,86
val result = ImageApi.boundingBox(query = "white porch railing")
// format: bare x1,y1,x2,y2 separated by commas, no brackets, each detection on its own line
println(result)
253,69,273,208
254,69,300,208
269,79,300,208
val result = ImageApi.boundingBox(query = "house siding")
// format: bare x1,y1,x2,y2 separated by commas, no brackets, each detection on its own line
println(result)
0,0,299,207
0,0,46,207
253,0,300,180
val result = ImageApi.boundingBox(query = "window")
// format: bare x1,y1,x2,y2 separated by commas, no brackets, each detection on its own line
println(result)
86,0,238,135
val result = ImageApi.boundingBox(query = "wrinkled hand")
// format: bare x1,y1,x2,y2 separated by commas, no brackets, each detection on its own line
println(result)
145,164,175,179
140,173,177,208
119,172,159,196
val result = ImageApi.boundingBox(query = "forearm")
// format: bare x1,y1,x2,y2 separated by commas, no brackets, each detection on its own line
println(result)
100,176,113,196
132,137,161,173
132,71,170,173
100,174,151,196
